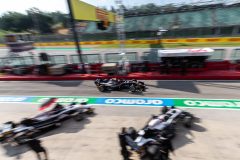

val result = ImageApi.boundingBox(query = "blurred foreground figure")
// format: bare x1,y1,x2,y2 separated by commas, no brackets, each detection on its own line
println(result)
25,137,48,160
159,134,175,160
119,128,132,160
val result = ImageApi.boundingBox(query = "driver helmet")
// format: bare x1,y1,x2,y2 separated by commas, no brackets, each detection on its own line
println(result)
164,115,170,121
132,79,137,82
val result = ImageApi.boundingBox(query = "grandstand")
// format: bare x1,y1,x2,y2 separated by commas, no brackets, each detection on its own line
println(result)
81,1,240,39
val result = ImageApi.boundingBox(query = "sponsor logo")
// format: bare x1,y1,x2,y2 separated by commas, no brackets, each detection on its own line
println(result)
36,98,89,103
184,100,240,108
104,99,164,105
0,97,28,102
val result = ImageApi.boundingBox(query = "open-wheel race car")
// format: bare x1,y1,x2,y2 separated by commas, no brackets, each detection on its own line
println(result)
119,106,194,160
0,98,95,144
94,78,147,93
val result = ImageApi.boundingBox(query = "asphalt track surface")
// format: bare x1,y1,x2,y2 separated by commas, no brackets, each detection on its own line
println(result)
0,80,239,99
0,103,240,160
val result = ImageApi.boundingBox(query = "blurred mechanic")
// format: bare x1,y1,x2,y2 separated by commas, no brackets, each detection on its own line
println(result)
118,128,132,160
161,106,169,114
25,137,48,160
159,133,175,160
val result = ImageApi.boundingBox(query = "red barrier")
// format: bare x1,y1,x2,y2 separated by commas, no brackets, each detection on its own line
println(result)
205,61,231,70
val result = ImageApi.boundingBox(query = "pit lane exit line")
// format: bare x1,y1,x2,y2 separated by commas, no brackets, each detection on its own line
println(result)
0,96,239,110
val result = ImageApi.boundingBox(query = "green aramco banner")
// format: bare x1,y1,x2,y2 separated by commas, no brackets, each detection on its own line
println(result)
0,96,239,109
174,99,240,109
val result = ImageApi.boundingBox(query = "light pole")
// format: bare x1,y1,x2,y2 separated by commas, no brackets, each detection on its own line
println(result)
67,0,85,73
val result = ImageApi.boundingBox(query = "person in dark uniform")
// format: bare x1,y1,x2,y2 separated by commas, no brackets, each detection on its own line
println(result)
161,106,169,114
25,137,48,160
159,133,175,160
118,128,132,160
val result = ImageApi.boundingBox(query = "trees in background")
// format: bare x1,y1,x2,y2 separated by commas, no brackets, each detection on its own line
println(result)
0,12,32,32
0,4,169,34
0,8,69,34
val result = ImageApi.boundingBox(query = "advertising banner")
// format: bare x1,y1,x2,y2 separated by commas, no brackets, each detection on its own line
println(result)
27,96,97,104
95,98,174,107
71,0,115,22
0,96,239,110
174,99,240,109
0,96,31,102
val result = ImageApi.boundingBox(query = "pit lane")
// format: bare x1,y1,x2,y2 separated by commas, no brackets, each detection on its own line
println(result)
0,80,240,160
0,80,239,99
0,103,240,160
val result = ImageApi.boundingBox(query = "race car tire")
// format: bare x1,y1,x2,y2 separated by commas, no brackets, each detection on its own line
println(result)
98,85,105,92
142,144,166,160
183,116,193,128
129,85,136,93
146,144,159,155
74,113,85,121
86,108,95,115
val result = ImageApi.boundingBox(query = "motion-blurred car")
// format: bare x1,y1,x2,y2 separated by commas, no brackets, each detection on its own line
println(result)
119,107,194,160
0,99,94,144
94,78,147,93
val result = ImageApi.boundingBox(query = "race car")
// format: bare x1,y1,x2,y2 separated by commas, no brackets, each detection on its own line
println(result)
119,107,194,160
119,127,169,160
94,78,147,93
142,106,194,138
0,98,95,144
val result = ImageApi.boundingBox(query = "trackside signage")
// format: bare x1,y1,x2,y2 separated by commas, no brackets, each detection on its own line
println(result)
174,99,240,109
0,97,29,102
96,98,174,106
29,97,96,104
0,96,239,109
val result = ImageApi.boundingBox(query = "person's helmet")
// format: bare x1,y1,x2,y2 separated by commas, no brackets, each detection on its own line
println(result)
161,106,168,114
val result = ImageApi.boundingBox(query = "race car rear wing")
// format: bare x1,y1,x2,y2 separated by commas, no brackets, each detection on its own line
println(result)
39,98,57,111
